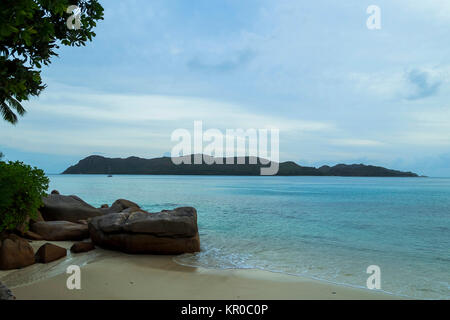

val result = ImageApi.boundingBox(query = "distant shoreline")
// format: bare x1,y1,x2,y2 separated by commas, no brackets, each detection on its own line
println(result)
57,173,426,178
62,155,420,177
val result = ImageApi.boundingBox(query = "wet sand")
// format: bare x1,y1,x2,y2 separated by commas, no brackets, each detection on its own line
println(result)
0,241,402,300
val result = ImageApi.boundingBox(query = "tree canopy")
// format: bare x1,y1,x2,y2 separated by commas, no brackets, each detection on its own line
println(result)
0,161,49,232
0,0,104,124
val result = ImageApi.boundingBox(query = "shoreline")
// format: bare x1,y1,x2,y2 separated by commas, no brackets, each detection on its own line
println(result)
1,241,404,300
173,260,409,300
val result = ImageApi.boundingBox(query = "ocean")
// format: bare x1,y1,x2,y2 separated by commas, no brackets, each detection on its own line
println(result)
48,175,450,299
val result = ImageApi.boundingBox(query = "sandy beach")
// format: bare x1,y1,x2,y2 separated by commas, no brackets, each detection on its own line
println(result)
0,241,401,300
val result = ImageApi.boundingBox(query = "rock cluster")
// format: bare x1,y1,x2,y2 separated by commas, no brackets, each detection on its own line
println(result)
0,191,200,271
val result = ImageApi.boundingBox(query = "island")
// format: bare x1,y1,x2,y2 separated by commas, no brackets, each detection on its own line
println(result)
62,155,419,177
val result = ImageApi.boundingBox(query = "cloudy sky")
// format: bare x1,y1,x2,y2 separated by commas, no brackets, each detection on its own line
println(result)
2,0,450,176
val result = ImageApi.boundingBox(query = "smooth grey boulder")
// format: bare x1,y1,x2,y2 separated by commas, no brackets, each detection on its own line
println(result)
89,207,200,254
40,194,103,222
31,221,89,241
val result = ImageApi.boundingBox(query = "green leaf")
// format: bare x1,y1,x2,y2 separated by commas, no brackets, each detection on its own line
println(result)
0,0,104,124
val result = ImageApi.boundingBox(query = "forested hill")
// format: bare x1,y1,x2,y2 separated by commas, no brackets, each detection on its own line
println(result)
62,155,419,177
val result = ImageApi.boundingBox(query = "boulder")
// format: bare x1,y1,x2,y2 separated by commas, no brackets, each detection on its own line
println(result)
100,199,141,214
31,221,89,241
70,242,95,253
0,281,15,300
40,194,103,222
0,234,35,270
89,207,200,254
22,231,43,241
77,220,88,225
35,243,67,263
51,190,60,194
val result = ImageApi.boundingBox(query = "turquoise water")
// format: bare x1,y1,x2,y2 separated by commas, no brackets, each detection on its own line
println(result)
48,175,450,299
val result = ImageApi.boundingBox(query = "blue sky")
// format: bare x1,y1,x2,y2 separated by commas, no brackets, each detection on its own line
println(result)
1,0,450,176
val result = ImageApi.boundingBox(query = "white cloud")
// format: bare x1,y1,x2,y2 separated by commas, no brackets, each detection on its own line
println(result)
35,91,333,132
349,66,450,101
394,108,450,147
0,82,333,157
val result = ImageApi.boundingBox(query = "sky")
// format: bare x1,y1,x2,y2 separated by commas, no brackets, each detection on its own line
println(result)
1,0,450,176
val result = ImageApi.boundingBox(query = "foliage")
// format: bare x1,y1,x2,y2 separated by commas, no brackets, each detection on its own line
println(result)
0,0,104,124
0,161,49,232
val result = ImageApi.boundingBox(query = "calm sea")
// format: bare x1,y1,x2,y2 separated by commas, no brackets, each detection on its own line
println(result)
48,175,450,299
